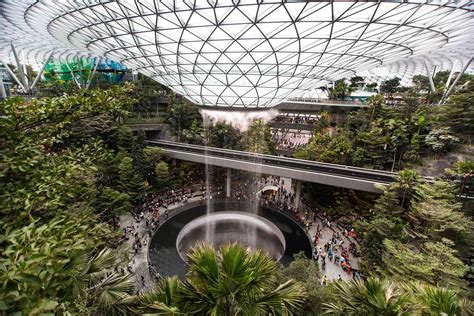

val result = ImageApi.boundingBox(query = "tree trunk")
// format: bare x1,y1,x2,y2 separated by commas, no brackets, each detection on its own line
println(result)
391,149,397,172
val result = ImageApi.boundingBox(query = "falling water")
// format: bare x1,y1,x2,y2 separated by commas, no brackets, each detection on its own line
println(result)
200,108,278,249
199,108,278,132
202,114,214,244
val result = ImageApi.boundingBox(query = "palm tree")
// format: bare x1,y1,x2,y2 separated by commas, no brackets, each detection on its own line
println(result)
323,278,419,315
141,243,306,315
408,282,474,316
137,276,183,315
65,248,135,315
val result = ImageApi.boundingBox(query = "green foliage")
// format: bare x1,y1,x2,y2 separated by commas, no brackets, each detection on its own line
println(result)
182,118,204,144
95,187,131,226
425,127,460,153
140,243,306,316
409,180,470,241
241,119,275,154
166,93,201,141
395,169,420,208
208,122,242,150
382,239,468,288
324,277,417,315
409,282,474,316
0,86,145,314
329,78,355,100
0,213,134,314
118,152,145,201
295,132,354,165
299,81,471,172
155,160,170,187
380,77,401,94
355,175,470,291
439,81,474,142
137,277,182,315
277,252,327,315
445,160,474,203
323,278,473,316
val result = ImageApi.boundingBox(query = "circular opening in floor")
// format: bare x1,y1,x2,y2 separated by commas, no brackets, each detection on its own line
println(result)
176,211,286,262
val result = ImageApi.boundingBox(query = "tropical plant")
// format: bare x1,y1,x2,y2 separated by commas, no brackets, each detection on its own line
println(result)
329,78,355,100
395,169,420,208
409,180,470,241
0,213,135,315
425,126,460,153
382,239,468,288
323,278,473,316
155,160,170,187
445,160,474,200
323,277,418,315
408,282,474,316
137,276,182,315
380,77,401,95
277,252,327,315
140,243,306,316
241,119,275,154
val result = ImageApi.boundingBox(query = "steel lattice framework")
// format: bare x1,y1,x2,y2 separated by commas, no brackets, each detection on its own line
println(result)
1,0,473,108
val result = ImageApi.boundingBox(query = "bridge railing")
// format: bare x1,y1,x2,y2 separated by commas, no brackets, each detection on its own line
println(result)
285,97,366,105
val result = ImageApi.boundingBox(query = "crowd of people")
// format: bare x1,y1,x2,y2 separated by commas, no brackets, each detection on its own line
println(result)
273,114,319,125
119,174,361,289
272,130,312,151
313,229,359,280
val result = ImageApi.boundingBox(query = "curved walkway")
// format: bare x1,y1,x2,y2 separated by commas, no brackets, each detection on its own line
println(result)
119,183,360,291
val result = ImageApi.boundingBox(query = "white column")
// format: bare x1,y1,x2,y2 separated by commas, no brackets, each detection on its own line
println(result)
294,180,301,210
0,74,6,99
226,168,232,198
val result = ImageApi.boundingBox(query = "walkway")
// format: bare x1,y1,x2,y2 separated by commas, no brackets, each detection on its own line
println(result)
118,178,359,291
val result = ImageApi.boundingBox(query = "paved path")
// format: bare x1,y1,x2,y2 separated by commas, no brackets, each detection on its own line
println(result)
119,196,204,293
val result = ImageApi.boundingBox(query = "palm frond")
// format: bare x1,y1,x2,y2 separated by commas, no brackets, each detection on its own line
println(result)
186,242,219,287
92,272,135,315
245,279,306,316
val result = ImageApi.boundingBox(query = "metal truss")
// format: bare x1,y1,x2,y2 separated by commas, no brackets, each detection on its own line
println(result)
0,1,473,108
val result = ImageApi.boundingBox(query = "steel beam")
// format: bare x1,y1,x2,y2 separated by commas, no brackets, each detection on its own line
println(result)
10,43,28,91
76,54,83,86
64,57,81,89
3,63,27,92
0,73,6,98
30,51,53,90
424,59,436,93
442,57,473,103
86,57,101,89
445,59,458,88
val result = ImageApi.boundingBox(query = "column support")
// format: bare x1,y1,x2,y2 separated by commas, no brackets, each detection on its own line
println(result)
86,57,101,89
441,57,473,104
11,43,28,91
424,59,435,93
3,63,26,92
445,59,458,89
294,180,301,210
64,57,81,89
30,51,53,91
226,168,232,198
0,74,6,99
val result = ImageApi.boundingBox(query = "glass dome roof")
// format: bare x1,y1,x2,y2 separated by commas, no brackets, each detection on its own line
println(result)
0,0,473,108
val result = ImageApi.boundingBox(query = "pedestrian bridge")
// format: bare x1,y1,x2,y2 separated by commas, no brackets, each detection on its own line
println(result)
277,99,368,114
147,140,396,193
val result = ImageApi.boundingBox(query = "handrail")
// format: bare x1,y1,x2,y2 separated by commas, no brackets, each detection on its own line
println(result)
148,140,397,177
